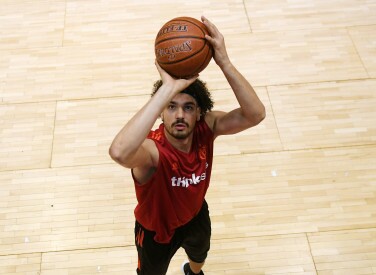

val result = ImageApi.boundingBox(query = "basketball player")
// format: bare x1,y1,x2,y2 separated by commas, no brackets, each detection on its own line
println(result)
109,16,265,275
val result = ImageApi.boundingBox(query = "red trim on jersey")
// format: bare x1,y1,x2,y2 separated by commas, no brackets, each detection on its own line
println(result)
132,119,214,243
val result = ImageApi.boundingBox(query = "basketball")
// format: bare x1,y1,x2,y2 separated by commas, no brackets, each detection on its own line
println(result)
155,17,213,78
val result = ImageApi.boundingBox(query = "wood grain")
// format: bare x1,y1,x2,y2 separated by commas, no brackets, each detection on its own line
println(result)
0,0,375,274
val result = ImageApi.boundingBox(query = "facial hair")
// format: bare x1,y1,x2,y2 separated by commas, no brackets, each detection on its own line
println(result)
166,118,193,140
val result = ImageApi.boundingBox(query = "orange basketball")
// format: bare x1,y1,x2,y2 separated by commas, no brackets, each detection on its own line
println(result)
155,17,213,78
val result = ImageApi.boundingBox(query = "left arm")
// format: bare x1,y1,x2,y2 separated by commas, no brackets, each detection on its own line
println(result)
202,16,266,138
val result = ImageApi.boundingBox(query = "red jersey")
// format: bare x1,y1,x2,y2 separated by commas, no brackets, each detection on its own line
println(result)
132,119,214,243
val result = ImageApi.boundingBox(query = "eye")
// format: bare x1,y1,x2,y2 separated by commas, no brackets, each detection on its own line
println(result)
168,105,176,110
184,105,194,112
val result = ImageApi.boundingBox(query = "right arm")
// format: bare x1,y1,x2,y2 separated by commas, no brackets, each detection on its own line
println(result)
109,63,198,169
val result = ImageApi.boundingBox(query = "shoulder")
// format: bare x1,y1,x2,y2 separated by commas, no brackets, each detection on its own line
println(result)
132,138,159,185
147,124,164,142
204,110,226,138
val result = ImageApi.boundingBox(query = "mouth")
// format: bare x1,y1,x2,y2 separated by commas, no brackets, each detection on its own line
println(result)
173,122,188,130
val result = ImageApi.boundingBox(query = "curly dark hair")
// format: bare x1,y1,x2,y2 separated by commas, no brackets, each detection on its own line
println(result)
151,79,214,116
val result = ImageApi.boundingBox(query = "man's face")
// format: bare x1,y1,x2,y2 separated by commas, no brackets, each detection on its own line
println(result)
162,93,201,140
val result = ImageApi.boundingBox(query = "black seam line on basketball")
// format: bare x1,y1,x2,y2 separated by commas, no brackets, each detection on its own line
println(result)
155,36,207,46
158,18,206,38
157,42,210,65
190,46,213,76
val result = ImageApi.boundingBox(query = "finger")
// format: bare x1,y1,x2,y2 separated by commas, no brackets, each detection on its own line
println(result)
204,34,214,45
186,74,199,85
190,74,199,81
155,60,167,74
201,15,213,32
155,60,161,69
201,15,213,26
155,60,163,74
201,15,217,33
155,60,171,80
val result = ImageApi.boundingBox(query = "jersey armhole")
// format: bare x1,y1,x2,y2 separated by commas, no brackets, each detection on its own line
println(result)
202,115,215,141
131,138,161,187
203,113,215,134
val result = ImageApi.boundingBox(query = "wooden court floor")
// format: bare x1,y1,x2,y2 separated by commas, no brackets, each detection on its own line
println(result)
1,0,376,274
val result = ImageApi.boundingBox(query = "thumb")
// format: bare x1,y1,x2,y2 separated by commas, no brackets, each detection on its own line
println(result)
205,34,214,44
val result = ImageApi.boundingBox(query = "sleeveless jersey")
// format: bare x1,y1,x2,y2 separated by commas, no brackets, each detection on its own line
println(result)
132,119,214,243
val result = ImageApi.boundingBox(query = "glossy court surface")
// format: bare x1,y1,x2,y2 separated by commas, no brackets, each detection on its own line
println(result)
1,1,376,274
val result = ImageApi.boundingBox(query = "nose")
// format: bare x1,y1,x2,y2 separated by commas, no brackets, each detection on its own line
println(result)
176,107,184,119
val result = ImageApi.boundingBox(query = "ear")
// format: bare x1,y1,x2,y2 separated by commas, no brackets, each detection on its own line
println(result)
196,107,201,121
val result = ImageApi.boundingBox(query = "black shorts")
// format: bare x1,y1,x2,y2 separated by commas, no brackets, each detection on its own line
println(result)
135,200,211,275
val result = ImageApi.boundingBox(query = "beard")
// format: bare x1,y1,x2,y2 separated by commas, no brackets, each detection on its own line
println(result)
165,119,193,140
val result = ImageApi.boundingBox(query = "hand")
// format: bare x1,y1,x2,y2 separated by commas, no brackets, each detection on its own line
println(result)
155,60,198,94
201,16,231,69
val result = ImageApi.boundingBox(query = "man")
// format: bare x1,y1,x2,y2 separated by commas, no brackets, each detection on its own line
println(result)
109,16,265,275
